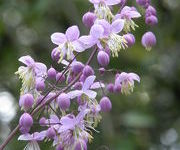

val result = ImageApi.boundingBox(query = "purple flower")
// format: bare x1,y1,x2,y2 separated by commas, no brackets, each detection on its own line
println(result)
115,6,141,32
18,131,46,141
89,0,121,6
51,26,88,62
82,19,126,57
67,75,104,99
115,72,140,95
16,55,47,95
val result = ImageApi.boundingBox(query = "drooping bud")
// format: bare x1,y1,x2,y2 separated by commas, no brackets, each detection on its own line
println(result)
106,83,114,93
99,67,105,75
145,15,158,26
71,62,84,74
141,31,156,50
19,113,33,128
57,93,70,110
35,78,45,91
145,6,157,17
39,117,46,126
19,93,34,111
136,0,150,8
73,82,83,90
51,48,60,62
123,33,135,47
56,72,65,83
113,84,121,93
83,65,94,77
97,51,110,67
48,67,56,79
100,97,112,112
46,127,56,139
82,12,96,28
74,140,87,150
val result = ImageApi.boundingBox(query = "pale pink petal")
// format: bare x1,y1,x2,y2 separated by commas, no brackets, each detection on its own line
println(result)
111,19,124,33
105,0,121,6
90,82,105,89
84,90,97,99
67,90,83,99
65,26,80,42
96,19,111,36
90,24,104,39
83,75,96,90
89,0,100,4
128,73,140,82
19,55,35,66
51,32,66,45
18,134,32,141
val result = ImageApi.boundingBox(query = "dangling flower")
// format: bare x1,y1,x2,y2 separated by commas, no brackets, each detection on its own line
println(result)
67,75,105,100
18,131,46,150
15,56,47,95
115,6,141,32
115,72,140,95
51,26,88,62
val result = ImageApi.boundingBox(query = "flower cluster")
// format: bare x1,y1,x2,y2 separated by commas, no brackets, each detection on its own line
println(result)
14,0,158,150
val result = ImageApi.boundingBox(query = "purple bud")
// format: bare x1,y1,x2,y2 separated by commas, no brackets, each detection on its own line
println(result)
100,97,112,112
123,33,135,47
19,113,33,128
83,65,94,77
48,67,56,79
67,75,73,83
106,83,114,93
80,74,86,82
99,67,105,75
113,84,121,93
19,126,30,134
141,31,156,50
19,93,34,111
39,117,46,126
145,6,157,17
46,127,56,139
72,62,84,74
74,82,83,90
51,48,60,62
36,78,45,91
56,144,64,150
82,12,96,28
145,15,158,26
75,140,87,150
97,51,110,67
56,72,65,83
136,0,150,8
57,93,70,110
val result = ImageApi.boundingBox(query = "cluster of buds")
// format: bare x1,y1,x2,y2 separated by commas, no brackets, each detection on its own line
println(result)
14,0,158,150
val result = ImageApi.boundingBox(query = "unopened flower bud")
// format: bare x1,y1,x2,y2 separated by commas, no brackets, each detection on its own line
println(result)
39,117,46,126
145,15,158,26
46,127,56,139
100,97,112,112
82,12,96,28
123,33,135,47
72,62,84,74
56,72,65,83
97,51,110,67
57,93,70,110
19,113,33,128
19,93,34,111
106,83,114,93
36,78,45,91
51,48,60,62
99,67,105,75
113,84,121,93
83,65,94,77
19,126,30,134
136,0,150,8
74,82,82,90
141,31,156,50
145,5,157,17
56,144,64,150
80,74,86,82
48,67,56,79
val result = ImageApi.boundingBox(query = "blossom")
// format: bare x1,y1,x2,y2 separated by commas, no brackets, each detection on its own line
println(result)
15,55,47,95
115,6,141,32
83,19,126,57
115,72,140,95
67,75,104,99
90,0,121,21
51,26,88,62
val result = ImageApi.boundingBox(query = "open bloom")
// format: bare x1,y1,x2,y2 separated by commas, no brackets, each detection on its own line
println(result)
15,55,47,95
115,6,141,32
67,75,104,99
83,19,126,57
90,0,121,21
18,131,46,150
115,72,140,95
51,26,88,62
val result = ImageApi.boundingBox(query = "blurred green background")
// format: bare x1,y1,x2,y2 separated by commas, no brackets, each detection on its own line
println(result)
0,0,180,150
